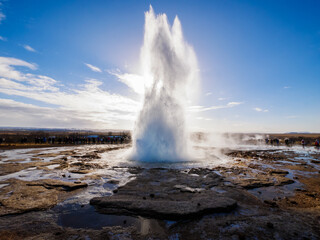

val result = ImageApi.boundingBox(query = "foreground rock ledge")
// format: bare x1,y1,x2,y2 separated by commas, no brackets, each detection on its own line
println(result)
90,168,237,220
90,194,237,220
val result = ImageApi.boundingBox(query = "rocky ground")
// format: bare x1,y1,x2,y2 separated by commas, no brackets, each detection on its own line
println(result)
0,144,320,239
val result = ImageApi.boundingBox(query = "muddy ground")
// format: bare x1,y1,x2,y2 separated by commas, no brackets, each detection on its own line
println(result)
0,144,320,239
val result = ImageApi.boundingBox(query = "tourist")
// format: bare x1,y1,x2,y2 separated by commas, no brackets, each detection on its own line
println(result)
284,138,290,146
301,139,305,148
315,139,319,150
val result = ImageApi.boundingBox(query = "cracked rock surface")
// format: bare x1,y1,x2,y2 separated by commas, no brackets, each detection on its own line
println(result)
91,169,237,220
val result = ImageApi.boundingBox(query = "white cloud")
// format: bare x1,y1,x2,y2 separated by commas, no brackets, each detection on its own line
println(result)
85,63,102,73
23,45,36,52
253,107,269,112
0,98,121,128
283,86,291,89
108,70,145,95
189,101,243,112
205,92,212,96
0,36,6,41
0,57,37,81
0,56,140,129
0,57,56,92
218,97,226,101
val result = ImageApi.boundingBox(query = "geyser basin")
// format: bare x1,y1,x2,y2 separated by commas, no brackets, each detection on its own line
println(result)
132,6,199,162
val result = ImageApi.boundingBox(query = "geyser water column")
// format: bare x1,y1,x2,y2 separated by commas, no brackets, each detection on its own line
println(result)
132,6,199,162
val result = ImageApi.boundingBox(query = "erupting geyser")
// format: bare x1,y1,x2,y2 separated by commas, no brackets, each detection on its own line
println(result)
132,6,199,162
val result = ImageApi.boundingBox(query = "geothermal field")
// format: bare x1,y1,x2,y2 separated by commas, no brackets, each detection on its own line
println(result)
0,135,320,239
1,2,320,240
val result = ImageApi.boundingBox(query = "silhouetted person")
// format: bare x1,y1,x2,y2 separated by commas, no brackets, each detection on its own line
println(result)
285,138,289,146
315,139,319,150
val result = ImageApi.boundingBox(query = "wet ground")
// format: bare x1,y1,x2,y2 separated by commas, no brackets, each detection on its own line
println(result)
0,144,320,239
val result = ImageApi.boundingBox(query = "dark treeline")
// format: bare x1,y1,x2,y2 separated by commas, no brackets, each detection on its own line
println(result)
0,130,131,145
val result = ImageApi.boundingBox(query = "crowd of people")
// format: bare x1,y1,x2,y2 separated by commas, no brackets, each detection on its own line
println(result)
0,135,129,145
265,138,280,146
33,136,127,144
300,139,320,149
265,137,320,149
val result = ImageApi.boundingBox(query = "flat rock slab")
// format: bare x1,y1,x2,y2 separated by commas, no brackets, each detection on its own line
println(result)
26,179,88,191
238,176,294,189
90,168,237,220
91,193,236,220
0,179,87,216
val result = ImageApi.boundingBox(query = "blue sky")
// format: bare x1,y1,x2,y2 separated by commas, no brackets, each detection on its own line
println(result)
0,0,319,132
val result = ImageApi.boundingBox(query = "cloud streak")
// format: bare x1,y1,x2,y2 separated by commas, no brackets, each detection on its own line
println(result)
189,102,243,112
23,45,36,52
85,63,102,73
253,107,269,112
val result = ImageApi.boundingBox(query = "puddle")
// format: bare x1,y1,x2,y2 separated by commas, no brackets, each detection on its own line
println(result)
0,168,46,181
248,180,301,201
55,204,138,229
55,203,167,235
